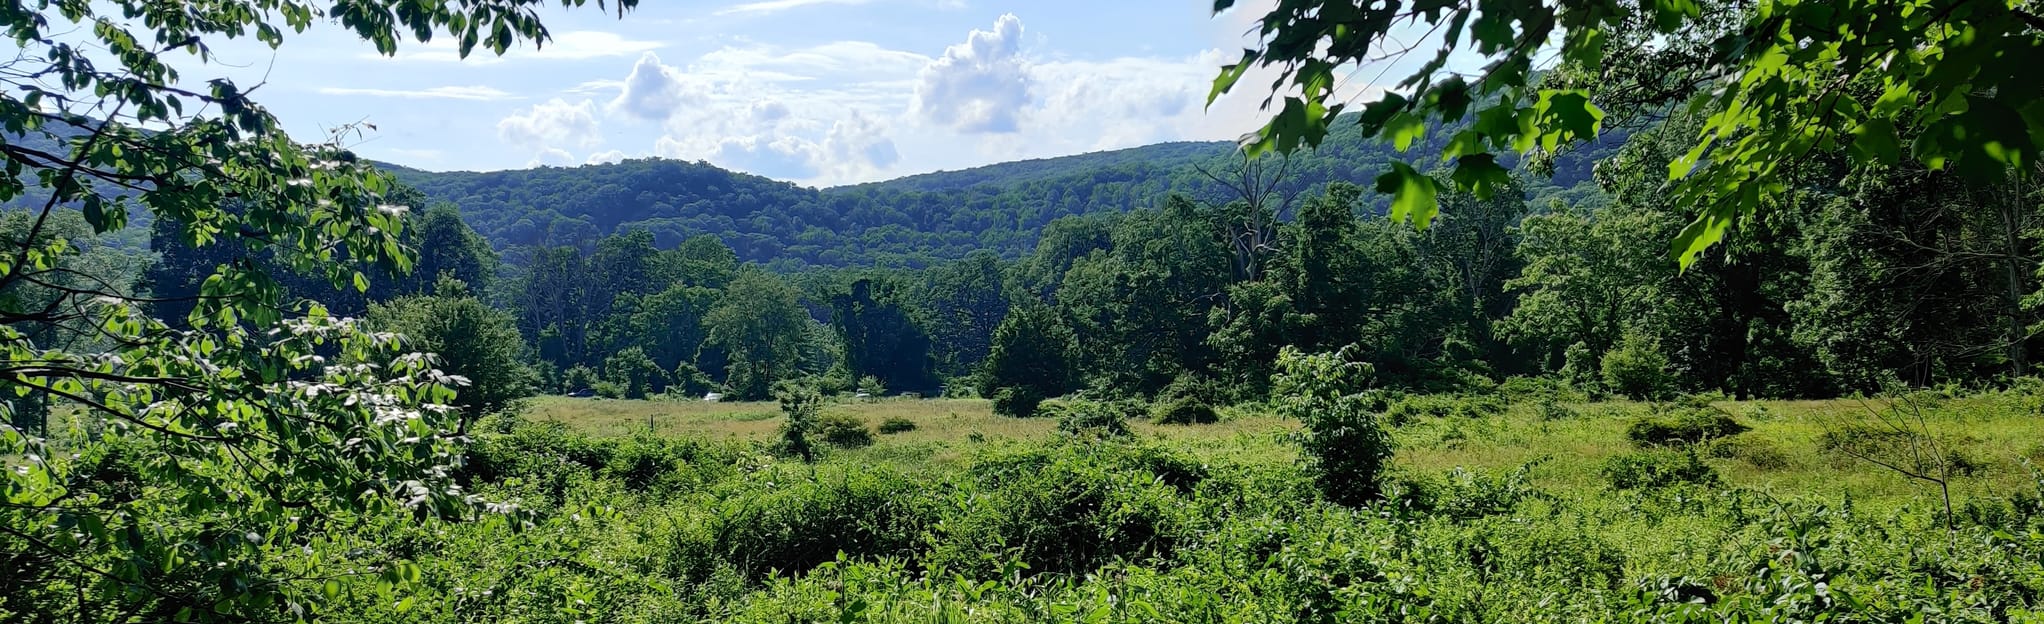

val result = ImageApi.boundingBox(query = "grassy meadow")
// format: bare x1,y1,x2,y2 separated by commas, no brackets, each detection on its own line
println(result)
526,394,2044,506
264,390,2044,622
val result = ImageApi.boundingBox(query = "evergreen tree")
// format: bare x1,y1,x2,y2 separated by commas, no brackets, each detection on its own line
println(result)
978,304,1078,417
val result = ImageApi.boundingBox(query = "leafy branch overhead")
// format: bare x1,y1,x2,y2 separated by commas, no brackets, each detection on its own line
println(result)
0,0,637,620
1211,0,2044,267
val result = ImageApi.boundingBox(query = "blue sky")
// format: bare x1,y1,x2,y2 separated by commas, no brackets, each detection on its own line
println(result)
180,0,1324,186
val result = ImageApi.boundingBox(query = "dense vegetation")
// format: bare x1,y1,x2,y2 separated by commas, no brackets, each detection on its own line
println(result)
5,0,2044,622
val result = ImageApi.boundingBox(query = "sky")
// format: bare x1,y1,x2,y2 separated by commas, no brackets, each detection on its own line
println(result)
174,0,1320,187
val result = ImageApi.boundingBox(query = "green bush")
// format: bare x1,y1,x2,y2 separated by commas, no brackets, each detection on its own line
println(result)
710,466,936,581
1390,464,1543,520
591,380,625,399
991,386,1045,418
877,416,916,434
1601,332,1674,400
603,346,667,399
1496,376,1587,403
933,443,1196,577
1044,397,1137,438
563,364,599,393
1534,397,1579,421
1627,405,1750,447
1273,346,1392,506
816,412,875,448
1601,449,1720,490
774,385,823,461
1150,395,1219,425
1708,434,1790,470
1383,394,1505,425
672,362,715,396
1818,424,1981,476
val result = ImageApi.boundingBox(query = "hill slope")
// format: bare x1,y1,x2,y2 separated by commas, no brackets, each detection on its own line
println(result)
392,118,1624,268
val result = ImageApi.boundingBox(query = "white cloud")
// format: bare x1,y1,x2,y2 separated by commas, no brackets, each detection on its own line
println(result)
609,52,705,121
566,79,626,96
748,99,792,124
912,13,1031,133
717,0,868,16
652,110,899,185
528,147,578,167
497,98,602,151
316,85,518,101
369,31,662,63
585,149,628,165
696,41,929,82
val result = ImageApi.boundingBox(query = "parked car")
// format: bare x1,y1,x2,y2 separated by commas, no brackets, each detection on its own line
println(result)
567,388,595,398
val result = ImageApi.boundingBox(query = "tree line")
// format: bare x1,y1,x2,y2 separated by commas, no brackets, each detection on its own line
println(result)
123,104,2042,419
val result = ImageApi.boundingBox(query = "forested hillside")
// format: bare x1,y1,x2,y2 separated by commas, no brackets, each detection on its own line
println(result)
390,118,1622,269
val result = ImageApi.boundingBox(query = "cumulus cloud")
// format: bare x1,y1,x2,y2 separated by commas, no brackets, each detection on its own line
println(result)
316,85,519,101
497,98,602,151
912,13,1031,133
585,149,628,165
528,147,577,167
653,110,899,184
747,100,792,124
610,52,703,121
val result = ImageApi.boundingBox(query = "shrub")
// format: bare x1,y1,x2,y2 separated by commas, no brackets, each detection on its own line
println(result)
591,380,626,399
603,346,667,399
1383,394,1505,426
1044,397,1136,439
978,305,1078,413
1158,373,1227,405
563,365,599,394
1709,435,1790,471
933,444,1196,577
774,385,823,461
855,375,886,397
1391,463,1543,520
1627,405,1750,447
877,416,916,434
816,412,875,449
1819,424,1980,476
711,466,936,581
1151,395,1219,425
1534,397,1579,421
1601,331,1674,400
991,386,1045,418
1497,376,1586,403
1601,449,1720,490
671,362,715,396
1273,345,1391,506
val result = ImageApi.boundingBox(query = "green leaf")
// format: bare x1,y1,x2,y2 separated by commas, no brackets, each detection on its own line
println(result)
1450,154,1511,199
1207,51,1255,106
1386,112,1427,151
1375,162,1441,229
1849,117,1901,166
1535,90,1603,151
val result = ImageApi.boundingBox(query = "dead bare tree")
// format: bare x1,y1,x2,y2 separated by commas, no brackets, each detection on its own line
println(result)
1193,151,1305,282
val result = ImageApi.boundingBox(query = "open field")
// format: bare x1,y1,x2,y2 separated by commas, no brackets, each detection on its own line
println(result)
526,394,2044,506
